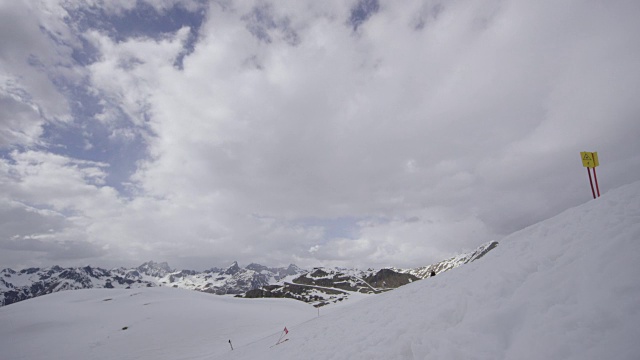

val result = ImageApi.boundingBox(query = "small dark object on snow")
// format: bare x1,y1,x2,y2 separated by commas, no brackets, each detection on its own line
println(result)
229,339,233,350
430,271,436,277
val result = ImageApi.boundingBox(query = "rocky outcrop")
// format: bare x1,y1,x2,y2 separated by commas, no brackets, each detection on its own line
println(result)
241,282,350,307
364,269,419,288
237,267,416,306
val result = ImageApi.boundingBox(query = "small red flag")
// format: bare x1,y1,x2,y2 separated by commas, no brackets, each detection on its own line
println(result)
284,327,288,334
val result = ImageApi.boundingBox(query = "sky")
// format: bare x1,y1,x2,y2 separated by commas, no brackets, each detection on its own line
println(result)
1,0,639,271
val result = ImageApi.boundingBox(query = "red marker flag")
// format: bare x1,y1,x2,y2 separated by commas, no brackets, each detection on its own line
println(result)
272,326,290,347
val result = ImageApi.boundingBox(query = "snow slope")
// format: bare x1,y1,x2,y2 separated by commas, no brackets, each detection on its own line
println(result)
1,181,639,360
0,287,316,360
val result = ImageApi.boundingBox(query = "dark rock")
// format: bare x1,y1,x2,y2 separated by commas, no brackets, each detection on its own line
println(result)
223,261,241,275
364,269,419,289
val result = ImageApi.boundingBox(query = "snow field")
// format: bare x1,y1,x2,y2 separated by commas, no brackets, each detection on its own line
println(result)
0,287,316,360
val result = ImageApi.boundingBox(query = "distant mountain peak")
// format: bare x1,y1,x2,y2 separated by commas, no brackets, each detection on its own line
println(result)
245,263,268,272
137,261,173,277
223,261,241,275
285,264,302,274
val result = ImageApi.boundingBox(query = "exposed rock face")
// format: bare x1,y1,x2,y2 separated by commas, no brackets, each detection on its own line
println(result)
245,263,269,272
237,267,416,307
137,261,173,278
223,262,241,276
241,282,351,307
293,268,377,293
364,269,419,288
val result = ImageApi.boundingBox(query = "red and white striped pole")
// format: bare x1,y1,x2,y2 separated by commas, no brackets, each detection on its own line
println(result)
587,167,596,199
592,167,601,197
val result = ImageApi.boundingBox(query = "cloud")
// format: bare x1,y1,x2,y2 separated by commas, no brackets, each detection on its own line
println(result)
0,1,76,147
1,0,640,270
84,26,191,126
0,196,106,268
0,95,44,147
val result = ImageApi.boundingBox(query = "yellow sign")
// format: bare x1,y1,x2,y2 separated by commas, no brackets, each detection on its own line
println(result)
580,151,599,168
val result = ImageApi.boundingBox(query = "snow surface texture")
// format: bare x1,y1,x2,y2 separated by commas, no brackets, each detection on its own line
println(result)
0,288,316,360
1,181,639,359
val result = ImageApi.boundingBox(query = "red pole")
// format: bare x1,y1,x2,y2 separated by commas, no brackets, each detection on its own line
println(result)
592,167,601,197
587,168,596,199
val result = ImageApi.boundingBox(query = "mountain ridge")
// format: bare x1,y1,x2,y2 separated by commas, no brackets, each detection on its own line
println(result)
0,241,498,307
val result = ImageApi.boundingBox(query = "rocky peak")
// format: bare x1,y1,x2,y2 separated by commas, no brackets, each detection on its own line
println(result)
137,261,173,277
223,261,241,275
1,268,16,275
21,268,40,275
245,263,268,272
82,266,98,277
284,264,302,275
310,268,329,278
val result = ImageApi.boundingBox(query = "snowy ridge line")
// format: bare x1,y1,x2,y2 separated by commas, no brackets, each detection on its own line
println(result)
396,240,499,278
1,242,499,308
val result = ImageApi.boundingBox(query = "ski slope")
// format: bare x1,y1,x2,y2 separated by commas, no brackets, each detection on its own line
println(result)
0,288,317,360
1,181,639,360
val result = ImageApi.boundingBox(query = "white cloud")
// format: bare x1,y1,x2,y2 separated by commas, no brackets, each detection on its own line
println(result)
0,1,77,147
84,26,191,126
1,0,640,269
0,93,44,147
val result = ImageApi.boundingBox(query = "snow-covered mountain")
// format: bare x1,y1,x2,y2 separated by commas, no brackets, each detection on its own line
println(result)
0,261,305,307
154,261,307,295
1,243,498,307
237,241,500,307
131,260,173,278
0,265,156,307
2,181,639,360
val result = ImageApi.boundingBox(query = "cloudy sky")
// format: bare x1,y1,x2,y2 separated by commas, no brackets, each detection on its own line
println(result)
1,0,639,271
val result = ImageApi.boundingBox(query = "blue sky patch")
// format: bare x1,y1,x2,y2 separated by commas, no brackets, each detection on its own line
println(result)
65,2,207,68
242,4,300,46
349,0,380,31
